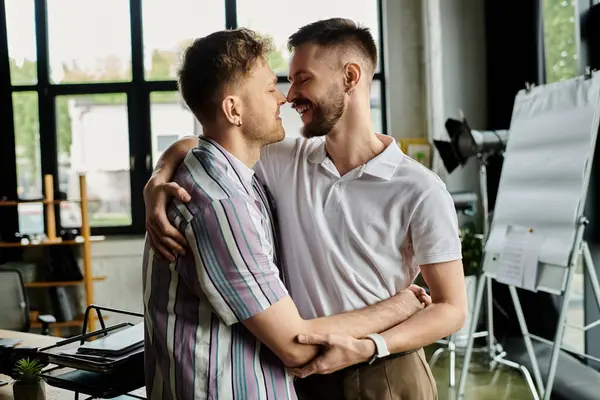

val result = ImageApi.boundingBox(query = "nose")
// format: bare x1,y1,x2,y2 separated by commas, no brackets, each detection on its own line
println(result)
277,89,287,105
286,85,297,104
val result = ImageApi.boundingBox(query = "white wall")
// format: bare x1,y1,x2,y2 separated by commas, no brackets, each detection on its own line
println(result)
382,0,426,138
90,238,146,325
87,0,489,324
438,0,487,196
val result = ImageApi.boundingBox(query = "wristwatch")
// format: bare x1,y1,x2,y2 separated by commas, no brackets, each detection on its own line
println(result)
365,333,390,365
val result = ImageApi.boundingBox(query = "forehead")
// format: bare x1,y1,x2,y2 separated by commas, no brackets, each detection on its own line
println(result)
289,43,336,77
248,60,276,83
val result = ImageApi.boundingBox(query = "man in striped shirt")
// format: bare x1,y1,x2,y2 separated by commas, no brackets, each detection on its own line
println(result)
142,28,428,400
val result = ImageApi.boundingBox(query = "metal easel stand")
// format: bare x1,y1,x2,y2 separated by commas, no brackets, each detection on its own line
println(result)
429,154,504,387
456,217,600,400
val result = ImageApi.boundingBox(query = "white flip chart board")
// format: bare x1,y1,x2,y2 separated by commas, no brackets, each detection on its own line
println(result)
484,72,600,294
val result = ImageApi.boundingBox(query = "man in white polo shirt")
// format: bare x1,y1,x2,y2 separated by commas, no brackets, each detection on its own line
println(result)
144,18,466,400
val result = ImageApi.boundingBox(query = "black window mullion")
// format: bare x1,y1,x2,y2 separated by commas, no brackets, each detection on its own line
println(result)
0,0,20,245
35,0,61,233
376,0,388,135
225,0,237,29
48,82,131,95
12,85,38,92
127,0,150,235
146,81,178,92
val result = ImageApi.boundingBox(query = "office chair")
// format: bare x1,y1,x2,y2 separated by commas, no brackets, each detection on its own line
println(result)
0,269,55,334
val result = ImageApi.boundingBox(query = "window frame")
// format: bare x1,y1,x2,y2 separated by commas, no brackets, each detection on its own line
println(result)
0,0,388,236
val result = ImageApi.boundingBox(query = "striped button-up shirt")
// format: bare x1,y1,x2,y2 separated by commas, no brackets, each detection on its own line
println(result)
142,137,295,400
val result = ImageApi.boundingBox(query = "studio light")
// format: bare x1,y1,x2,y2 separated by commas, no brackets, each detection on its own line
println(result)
433,115,509,174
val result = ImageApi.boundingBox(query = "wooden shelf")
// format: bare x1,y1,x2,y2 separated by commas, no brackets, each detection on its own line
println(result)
0,235,105,248
31,320,82,328
0,199,85,207
24,276,106,288
8,174,102,336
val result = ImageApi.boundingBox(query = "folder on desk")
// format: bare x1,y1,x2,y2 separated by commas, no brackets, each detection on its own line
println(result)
38,322,144,374
77,322,144,357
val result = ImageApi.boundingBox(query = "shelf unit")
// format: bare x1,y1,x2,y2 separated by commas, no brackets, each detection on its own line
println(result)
0,174,105,335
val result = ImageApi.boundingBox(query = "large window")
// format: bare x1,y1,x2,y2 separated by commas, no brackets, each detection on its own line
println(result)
1,0,387,235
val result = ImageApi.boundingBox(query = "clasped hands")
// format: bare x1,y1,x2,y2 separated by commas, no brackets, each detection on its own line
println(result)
290,284,430,378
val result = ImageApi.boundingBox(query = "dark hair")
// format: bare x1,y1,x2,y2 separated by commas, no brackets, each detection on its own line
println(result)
287,18,378,74
177,28,273,124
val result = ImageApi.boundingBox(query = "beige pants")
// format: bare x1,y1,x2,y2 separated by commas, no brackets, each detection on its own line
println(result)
294,349,438,400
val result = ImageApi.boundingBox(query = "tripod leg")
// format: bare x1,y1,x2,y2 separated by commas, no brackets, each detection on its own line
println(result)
486,276,496,365
449,335,456,387
518,365,541,400
543,255,578,400
582,243,600,314
457,274,487,399
508,285,544,398
429,347,446,368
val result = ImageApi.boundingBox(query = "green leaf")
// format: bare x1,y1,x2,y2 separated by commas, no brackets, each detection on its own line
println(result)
12,357,44,384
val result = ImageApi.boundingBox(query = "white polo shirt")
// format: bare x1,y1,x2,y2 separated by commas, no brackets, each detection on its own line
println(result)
255,136,462,319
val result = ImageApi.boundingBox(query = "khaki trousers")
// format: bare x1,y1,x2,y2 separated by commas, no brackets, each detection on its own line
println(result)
294,349,437,400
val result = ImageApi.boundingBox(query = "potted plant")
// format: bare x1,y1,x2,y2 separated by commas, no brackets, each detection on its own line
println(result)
12,357,46,400
460,223,483,277
455,223,484,346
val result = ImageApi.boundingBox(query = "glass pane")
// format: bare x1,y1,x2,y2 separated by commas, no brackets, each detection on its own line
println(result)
47,0,132,84
5,0,37,85
543,0,579,83
370,80,383,134
237,0,381,76
150,91,199,167
13,92,42,200
143,0,226,81
13,92,44,234
56,94,132,228
277,79,383,138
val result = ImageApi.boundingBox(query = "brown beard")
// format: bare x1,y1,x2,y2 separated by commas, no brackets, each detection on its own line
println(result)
301,87,345,138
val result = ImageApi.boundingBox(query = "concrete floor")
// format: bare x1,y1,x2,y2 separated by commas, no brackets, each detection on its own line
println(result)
426,345,533,400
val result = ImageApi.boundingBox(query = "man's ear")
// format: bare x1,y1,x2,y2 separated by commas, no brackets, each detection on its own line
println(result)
221,95,243,126
343,62,361,95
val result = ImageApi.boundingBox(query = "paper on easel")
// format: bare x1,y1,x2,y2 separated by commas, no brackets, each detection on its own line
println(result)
496,226,542,291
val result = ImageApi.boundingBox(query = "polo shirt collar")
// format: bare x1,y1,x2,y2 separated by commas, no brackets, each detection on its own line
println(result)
307,136,403,181
307,137,328,163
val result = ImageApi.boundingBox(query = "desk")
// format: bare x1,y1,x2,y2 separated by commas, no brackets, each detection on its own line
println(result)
0,329,73,400
0,330,146,400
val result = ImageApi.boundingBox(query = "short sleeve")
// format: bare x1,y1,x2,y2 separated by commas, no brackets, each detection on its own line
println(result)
180,197,288,326
410,185,463,266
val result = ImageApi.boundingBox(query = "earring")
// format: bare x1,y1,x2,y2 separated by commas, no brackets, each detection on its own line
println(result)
237,120,242,127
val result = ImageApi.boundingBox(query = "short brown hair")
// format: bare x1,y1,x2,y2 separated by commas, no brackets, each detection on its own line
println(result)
178,28,273,124
287,18,378,75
